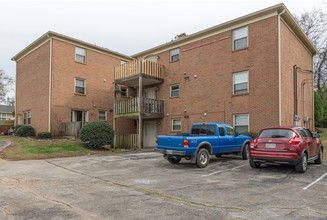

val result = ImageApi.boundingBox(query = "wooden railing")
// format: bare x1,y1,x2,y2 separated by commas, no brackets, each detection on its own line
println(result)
114,59,164,80
115,97,164,116
114,134,138,149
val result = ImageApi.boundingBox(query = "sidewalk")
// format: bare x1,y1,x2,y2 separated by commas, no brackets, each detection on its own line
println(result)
0,140,11,151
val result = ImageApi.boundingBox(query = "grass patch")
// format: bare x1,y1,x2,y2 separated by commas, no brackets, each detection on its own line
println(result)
318,128,327,159
0,136,129,161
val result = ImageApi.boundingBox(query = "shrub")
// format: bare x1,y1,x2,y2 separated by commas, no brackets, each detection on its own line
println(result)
14,125,23,132
38,132,52,139
79,121,114,148
241,132,258,139
16,125,35,137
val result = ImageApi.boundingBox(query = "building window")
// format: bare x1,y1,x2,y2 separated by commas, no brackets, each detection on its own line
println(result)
170,84,180,97
170,48,180,62
121,87,128,97
75,78,86,95
99,111,107,121
233,71,248,95
23,111,31,125
75,47,86,63
172,118,181,131
234,114,249,133
232,26,248,50
146,55,157,62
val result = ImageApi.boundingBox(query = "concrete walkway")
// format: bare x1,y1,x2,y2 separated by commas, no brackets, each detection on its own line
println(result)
0,140,11,151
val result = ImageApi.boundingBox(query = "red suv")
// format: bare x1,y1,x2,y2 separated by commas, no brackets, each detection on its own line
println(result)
249,126,323,173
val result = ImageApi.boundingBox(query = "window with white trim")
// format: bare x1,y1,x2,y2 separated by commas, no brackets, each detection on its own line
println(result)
23,111,31,125
232,26,248,50
234,114,249,133
172,118,181,131
170,48,180,62
99,111,107,121
170,84,180,97
75,47,86,63
75,78,86,95
233,71,248,95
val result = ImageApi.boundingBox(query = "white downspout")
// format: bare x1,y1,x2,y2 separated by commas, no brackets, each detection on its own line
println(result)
278,8,286,126
48,37,52,132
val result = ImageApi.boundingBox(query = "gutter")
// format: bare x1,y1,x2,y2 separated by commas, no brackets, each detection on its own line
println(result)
278,8,286,126
48,36,52,132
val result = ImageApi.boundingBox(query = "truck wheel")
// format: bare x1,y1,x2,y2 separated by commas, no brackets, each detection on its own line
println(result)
295,153,308,173
314,147,323,164
242,143,249,160
196,148,210,168
167,156,181,164
249,156,261,168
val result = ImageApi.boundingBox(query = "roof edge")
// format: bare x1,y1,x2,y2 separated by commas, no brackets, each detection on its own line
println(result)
12,31,132,61
132,3,317,57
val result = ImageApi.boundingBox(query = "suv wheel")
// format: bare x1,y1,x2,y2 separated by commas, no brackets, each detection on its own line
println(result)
295,153,308,173
196,148,210,168
249,156,261,168
314,147,323,164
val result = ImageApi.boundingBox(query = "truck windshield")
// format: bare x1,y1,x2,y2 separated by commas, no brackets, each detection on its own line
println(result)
191,125,215,135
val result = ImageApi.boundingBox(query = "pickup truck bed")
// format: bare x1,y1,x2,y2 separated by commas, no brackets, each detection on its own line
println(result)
156,122,252,168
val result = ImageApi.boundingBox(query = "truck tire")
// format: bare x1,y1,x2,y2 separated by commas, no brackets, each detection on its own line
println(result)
167,156,181,164
242,143,249,160
196,148,210,168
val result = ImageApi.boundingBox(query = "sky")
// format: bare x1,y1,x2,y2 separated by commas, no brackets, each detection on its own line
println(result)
1,0,326,90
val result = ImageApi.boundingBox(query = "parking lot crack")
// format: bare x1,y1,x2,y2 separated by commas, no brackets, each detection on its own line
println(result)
45,160,246,212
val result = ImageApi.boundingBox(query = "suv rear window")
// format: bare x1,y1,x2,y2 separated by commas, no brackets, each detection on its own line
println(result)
259,129,295,139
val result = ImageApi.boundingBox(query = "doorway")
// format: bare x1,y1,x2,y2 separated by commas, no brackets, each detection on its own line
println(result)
143,120,157,148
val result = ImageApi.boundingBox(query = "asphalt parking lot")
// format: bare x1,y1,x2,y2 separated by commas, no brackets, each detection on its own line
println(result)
0,152,326,220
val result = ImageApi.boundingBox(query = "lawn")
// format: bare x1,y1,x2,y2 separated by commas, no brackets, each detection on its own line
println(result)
0,136,128,160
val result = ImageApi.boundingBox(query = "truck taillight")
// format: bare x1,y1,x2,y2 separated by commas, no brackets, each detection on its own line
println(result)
156,139,158,146
183,140,189,148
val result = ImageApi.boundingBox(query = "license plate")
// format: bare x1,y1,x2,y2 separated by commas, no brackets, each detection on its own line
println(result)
166,150,173,154
265,143,276,148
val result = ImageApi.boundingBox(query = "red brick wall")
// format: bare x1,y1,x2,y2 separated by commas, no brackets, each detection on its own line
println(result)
280,20,314,129
50,39,123,135
16,41,50,133
150,16,279,134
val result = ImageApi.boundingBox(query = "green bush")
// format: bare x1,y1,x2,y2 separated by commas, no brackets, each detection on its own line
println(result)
14,125,23,132
79,121,114,148
15,125,35,137
241,132,258,139
38,132,52,139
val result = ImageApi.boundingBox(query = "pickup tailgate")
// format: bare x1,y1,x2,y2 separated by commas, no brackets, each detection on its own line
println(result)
156,135,194,156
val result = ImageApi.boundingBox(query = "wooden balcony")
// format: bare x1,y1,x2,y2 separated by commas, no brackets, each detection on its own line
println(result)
114,59,164,87
115,97,164,119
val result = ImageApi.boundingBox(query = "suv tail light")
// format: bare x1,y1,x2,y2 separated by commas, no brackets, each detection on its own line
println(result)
289,135,301,145
156,139,158,146
250,138,258,149
183,139,189,148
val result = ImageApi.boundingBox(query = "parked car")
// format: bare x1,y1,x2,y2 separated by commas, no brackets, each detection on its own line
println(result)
249,126,323,173
156,122,252,168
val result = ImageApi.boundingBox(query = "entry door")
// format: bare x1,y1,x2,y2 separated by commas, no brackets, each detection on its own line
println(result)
143,120,157,147
144,87,157,99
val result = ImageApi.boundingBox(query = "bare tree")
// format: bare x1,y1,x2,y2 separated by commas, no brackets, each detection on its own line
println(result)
295,9,327,92
0,69,14,103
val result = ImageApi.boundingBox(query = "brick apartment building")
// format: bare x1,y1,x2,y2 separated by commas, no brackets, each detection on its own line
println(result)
13,4,316,148
12,32,131,136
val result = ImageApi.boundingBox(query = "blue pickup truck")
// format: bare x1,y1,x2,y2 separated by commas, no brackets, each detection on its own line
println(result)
156,122,252,168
